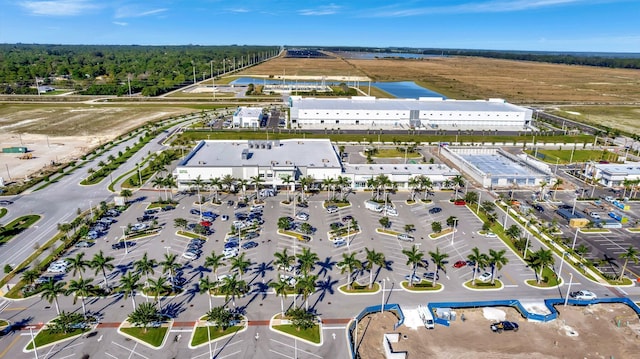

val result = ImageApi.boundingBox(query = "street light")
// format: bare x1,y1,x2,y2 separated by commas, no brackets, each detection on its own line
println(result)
27,325,39,359
379,279,386,313
89,200,93,218
564,273,574,307
557,252,567,281
450,218,459,245
571,228,579,251
523,221,531,258
120,226,129,254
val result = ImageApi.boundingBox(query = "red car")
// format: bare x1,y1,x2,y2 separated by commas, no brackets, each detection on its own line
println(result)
453,260,467,268
199,221,212,227
454,200,466,206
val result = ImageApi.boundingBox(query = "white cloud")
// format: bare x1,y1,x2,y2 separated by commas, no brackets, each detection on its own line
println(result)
298,4,341,16
364,0,593,17
115,6,168,19
227,8,249,13
19,0,99,16
113,21,128,26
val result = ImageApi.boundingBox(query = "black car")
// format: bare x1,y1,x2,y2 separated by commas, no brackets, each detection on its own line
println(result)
227,200,234,206
189,238,205,246
144,209,158,215
137,215,156,222
190,209,201,215
490,321,519,333
0,200,13,205
428,207,442,214
111,241,135,250
533,204,544,212
296,202,309,208
241,241,259,249
161,205,175,211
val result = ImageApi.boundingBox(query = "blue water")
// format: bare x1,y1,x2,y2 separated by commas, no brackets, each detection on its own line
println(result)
373,81,445,99
230,77,444,99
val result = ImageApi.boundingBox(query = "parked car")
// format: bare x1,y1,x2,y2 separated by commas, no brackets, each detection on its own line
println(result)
333,239,347,248
485,231,497,238
326,205,339,214
404,274,422,283
341,215,353,223
242,241,259,249
161,205,175,211
397,233,415,242
428,207,442,214
75,241,95,248
490,321,519,333
244,232,259,240
423,272,440,281
296,202,309,208
533,204,544,212
295,212,310,221
131,223,147,231
478,272,492,282
453,260,467,268
190,209,201,215
454,200,466,206
112,241,135,250
182,251,199,260
279,274,297,287
0,200,14,205
299,235,311,242
144,209,158,215
137,215,156,222
570,290,597,301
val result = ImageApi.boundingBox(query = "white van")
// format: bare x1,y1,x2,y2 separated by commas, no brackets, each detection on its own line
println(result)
417,305,435,329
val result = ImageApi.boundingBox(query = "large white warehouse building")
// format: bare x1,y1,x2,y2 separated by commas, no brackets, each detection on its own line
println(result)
289,96,532,130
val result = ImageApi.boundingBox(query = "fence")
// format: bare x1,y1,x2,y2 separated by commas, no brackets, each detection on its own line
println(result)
348,303,404,359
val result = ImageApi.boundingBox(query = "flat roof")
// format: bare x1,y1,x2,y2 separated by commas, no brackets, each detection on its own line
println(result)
459,153,546,177
344,163,457,176
179,139,341,169
595,162,640,176
290,96,526,113
235,107,263,117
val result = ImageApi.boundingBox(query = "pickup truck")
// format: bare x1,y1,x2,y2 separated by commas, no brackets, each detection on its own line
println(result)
490,321,519,333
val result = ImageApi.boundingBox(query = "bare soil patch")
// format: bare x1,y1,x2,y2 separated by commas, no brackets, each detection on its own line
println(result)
357,304,640,359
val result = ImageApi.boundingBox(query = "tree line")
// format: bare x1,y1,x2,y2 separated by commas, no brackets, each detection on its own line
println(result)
0,44,279,95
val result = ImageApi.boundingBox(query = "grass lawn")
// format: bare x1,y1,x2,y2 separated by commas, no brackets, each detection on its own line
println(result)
339,282,379,293
26,328,89,350
323,200,351,208
464,280,503,289
401,280,442,291
177,230,207,240
278,229,311,242
273,324,321,344
628,228,640,233
191,325,243,346
526,267,561,287
0,319,9,327
373,148,422,158
525,149,618,164
376,228,400,236
0,215,41,245
120,327,168,347
147,202,175,209
0,208,7,218
428,228,454,239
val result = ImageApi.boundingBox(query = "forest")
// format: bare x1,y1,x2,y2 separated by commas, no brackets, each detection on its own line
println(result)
324,46,640,69
0,44,280,96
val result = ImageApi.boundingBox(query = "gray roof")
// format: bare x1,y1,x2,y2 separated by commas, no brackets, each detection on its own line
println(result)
596,162,640,176
290,96,527,113
344,163,457,176
179,139,341,168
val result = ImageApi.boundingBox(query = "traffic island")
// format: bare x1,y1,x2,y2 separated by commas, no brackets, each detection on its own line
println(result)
464,280,504,290
338,282,380,295
118,319,172,349
401,280,443,292
270,311,322,346
189,315,247,348
428,228,455,239
0,215,41,245
24,314,94,351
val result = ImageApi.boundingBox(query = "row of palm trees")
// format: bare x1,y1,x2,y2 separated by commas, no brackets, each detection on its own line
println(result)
467,247,509,285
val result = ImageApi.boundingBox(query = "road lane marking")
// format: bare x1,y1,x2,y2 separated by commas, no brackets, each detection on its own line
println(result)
0,335,21,358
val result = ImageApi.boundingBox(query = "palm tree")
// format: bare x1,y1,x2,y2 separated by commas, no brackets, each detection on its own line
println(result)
67,252,89,279
429,247,449,288
90,250,115,289
67,277,95,317
281,174,294,202
530,248,554,284
488,249,509,284
147,277,171,310
204,251,225,281
230,253,252,280
364,248,385,289
467,247,489,285
420,176,433,200
408,176,421,201
199,276,215,311
295,274,318,310
220,274,246,307
336,175,351,201
618,246,640,281
135,253,157,287
152,175,165,199
21,269,40,287
249,175,263,201
209,177,222,203
299,175,315,201
452,175,465,199
366,177,378,200
163,174,177,200
128,302,161,333
274,248,295,274
120,189,133,203
269,279,290,316
538,180,548,201
297,247,319,276
337,253,362,290
160,253,181,290
119,272,141,310
402,245,424,287
552,178,563,201
174,218,188,230
221,174,235,193
322,177,335,200
237,178,249,200
40,280,66,315
192,175,205,203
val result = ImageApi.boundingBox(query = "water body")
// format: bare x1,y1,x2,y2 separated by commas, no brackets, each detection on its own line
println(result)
230,77,444,99
373,81,445,99
334,51,444,60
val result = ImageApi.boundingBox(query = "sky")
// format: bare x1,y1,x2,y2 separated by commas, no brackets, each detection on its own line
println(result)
1,0,639,53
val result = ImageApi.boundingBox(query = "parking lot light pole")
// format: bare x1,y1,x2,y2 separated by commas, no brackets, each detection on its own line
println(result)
557,252,567,280
380,279,386,313
571,228,579,251
523,221,531,258
27,325,39,359
477,191,482,214
564,273,574,306
120,226,128,254
450,218,458,245
572,196,577,215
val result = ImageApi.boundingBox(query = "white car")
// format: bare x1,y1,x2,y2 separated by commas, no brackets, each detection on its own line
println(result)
570,290,597,301
182,251,198,260
232,220,246,229
326,206,339,214
295,212,309,221
279,274,297,287
485,231,497,238
333,239,347,248
478,272,492,282
404,274,422,283
397,233,414,242
131,223,147,231
385,207,398,216
220,215,229,221
223,248,238,258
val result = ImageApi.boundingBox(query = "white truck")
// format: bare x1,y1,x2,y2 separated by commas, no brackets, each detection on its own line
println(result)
365,200,384,212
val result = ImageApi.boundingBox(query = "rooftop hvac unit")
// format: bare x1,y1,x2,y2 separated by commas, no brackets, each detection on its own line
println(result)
267,144,272,149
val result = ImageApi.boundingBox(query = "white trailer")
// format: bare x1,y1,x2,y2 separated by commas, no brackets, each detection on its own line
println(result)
365,200,383,212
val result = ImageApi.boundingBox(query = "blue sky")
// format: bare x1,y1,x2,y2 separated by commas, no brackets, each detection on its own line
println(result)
1,0,638,52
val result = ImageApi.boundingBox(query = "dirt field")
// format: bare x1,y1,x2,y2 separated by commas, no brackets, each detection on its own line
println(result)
0,103,195,181
356,304,640,359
